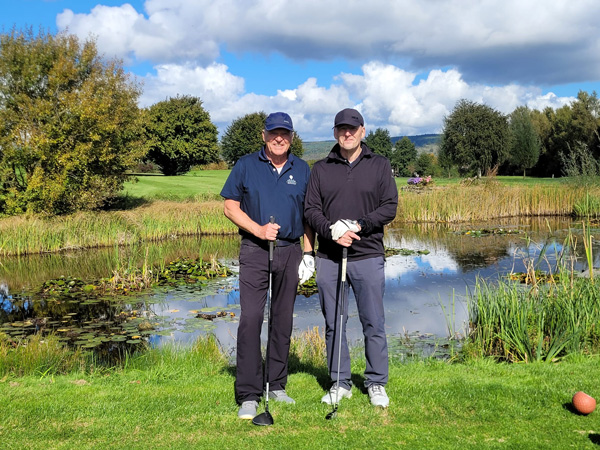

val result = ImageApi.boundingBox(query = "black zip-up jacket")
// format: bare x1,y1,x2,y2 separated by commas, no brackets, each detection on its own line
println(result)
304,142,398,261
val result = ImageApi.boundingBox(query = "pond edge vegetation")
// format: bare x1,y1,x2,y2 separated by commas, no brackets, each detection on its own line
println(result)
3,182,600,256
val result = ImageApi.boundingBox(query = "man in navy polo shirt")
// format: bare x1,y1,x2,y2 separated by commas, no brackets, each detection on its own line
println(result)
221,112,315,420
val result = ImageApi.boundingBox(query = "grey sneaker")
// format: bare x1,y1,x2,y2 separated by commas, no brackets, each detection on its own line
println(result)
238,400,258,419
268,390,296,404
321,383,352,405
367,385,389,408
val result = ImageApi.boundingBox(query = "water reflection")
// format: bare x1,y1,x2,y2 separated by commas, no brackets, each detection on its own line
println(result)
1,217,598,356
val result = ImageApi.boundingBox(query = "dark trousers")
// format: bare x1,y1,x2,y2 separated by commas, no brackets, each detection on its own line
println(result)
316,256,388,389
235,240,302,404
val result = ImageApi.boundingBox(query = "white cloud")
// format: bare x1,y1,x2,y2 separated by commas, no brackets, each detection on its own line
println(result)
137,60,575,140
56,1,588,140
57,0,600,85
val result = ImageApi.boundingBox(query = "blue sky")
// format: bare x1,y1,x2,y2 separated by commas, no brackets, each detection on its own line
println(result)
3,0,600,141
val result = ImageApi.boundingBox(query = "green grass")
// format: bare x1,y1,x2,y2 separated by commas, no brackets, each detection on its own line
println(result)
0,200,237,256
1,333,600,449
125,171,564,199
123,170,230,200
3,174,600,256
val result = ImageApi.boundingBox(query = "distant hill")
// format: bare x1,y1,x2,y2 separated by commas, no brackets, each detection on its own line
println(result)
302,134,441,162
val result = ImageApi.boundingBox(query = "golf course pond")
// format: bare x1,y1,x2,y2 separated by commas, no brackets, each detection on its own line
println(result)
1,216,597,361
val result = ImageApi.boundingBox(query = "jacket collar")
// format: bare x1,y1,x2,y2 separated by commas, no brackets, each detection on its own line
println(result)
327,142,373,163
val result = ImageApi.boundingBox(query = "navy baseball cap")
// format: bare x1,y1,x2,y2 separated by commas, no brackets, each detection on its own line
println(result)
265,112,294,131
334,108,364,128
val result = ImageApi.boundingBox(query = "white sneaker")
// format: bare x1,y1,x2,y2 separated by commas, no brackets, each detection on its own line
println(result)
321,383,352,405
268,390,296,404
238,400,258,419
367,385,389,408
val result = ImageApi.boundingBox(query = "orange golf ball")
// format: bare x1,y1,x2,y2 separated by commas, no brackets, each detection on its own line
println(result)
572,391,596,415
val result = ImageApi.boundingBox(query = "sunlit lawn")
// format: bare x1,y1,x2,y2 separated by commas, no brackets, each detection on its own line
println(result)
122,170,563,199
123,169,231,200
1,336,600,449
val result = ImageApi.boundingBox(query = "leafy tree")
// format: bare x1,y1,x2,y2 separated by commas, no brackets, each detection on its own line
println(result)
221,112,267,166
533,105,573,177
508,106,541,177
440,99,510,177
143,96,219,175
532,91,600,177
561,141,600,177
391,136,417,176
221,111,303,166
364,128,392,159
570,90,600,158
437,141,456,178
414,152,437,177
0,28,143,215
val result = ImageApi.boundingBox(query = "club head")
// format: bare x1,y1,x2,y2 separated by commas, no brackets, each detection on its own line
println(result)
252,411,274,426
325,407,338,420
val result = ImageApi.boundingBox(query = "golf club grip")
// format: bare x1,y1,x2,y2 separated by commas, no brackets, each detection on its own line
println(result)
341,247,347,283
269,216,275,261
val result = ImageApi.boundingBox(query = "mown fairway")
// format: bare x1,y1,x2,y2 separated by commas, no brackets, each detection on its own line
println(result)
122,169,231,200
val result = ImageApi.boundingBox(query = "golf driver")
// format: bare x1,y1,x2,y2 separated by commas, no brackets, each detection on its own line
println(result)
326,247,348,420
253,216,276,426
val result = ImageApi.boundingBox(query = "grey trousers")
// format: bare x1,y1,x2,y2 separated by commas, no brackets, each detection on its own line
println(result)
316,255,388,389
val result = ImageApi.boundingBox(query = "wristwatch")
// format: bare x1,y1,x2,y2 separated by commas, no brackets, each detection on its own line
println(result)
357,219,366,234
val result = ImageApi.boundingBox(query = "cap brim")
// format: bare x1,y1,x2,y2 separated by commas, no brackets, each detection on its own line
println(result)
333,121,362,128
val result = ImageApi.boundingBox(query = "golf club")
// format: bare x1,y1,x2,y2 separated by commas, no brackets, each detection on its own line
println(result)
326,247,348,420
253,216,276,426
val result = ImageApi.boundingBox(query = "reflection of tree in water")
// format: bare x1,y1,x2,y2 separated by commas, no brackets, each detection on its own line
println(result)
386,217,575,272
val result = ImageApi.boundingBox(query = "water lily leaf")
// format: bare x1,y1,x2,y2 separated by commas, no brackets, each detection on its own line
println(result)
82,342,101,348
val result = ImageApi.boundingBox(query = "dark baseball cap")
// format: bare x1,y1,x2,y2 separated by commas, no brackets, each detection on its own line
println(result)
265,112,294,131
334,108,364,128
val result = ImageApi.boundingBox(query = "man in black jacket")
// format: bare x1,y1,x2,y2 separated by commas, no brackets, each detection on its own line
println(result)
304,108,398,408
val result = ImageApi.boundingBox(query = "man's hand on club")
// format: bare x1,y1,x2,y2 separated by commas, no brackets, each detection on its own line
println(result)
330,219,360,241
258,221,280,241
298,254,315,285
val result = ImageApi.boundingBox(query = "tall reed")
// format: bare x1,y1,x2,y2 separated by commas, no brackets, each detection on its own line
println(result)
466,271,600,362
2,183,598,256
0,201,237,256
396,184,593,223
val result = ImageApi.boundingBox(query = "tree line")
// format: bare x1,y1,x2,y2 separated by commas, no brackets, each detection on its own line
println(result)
0,29,286,215
1,28,599,216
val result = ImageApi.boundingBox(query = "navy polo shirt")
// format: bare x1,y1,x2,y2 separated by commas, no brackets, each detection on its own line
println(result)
221,148,310,241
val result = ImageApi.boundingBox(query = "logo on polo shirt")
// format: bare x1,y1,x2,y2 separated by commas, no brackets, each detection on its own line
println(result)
286,175,297,185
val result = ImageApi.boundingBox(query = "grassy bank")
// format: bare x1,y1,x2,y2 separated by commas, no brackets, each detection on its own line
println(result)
2,175,600,256
0,200,237,256
1,333,599,449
